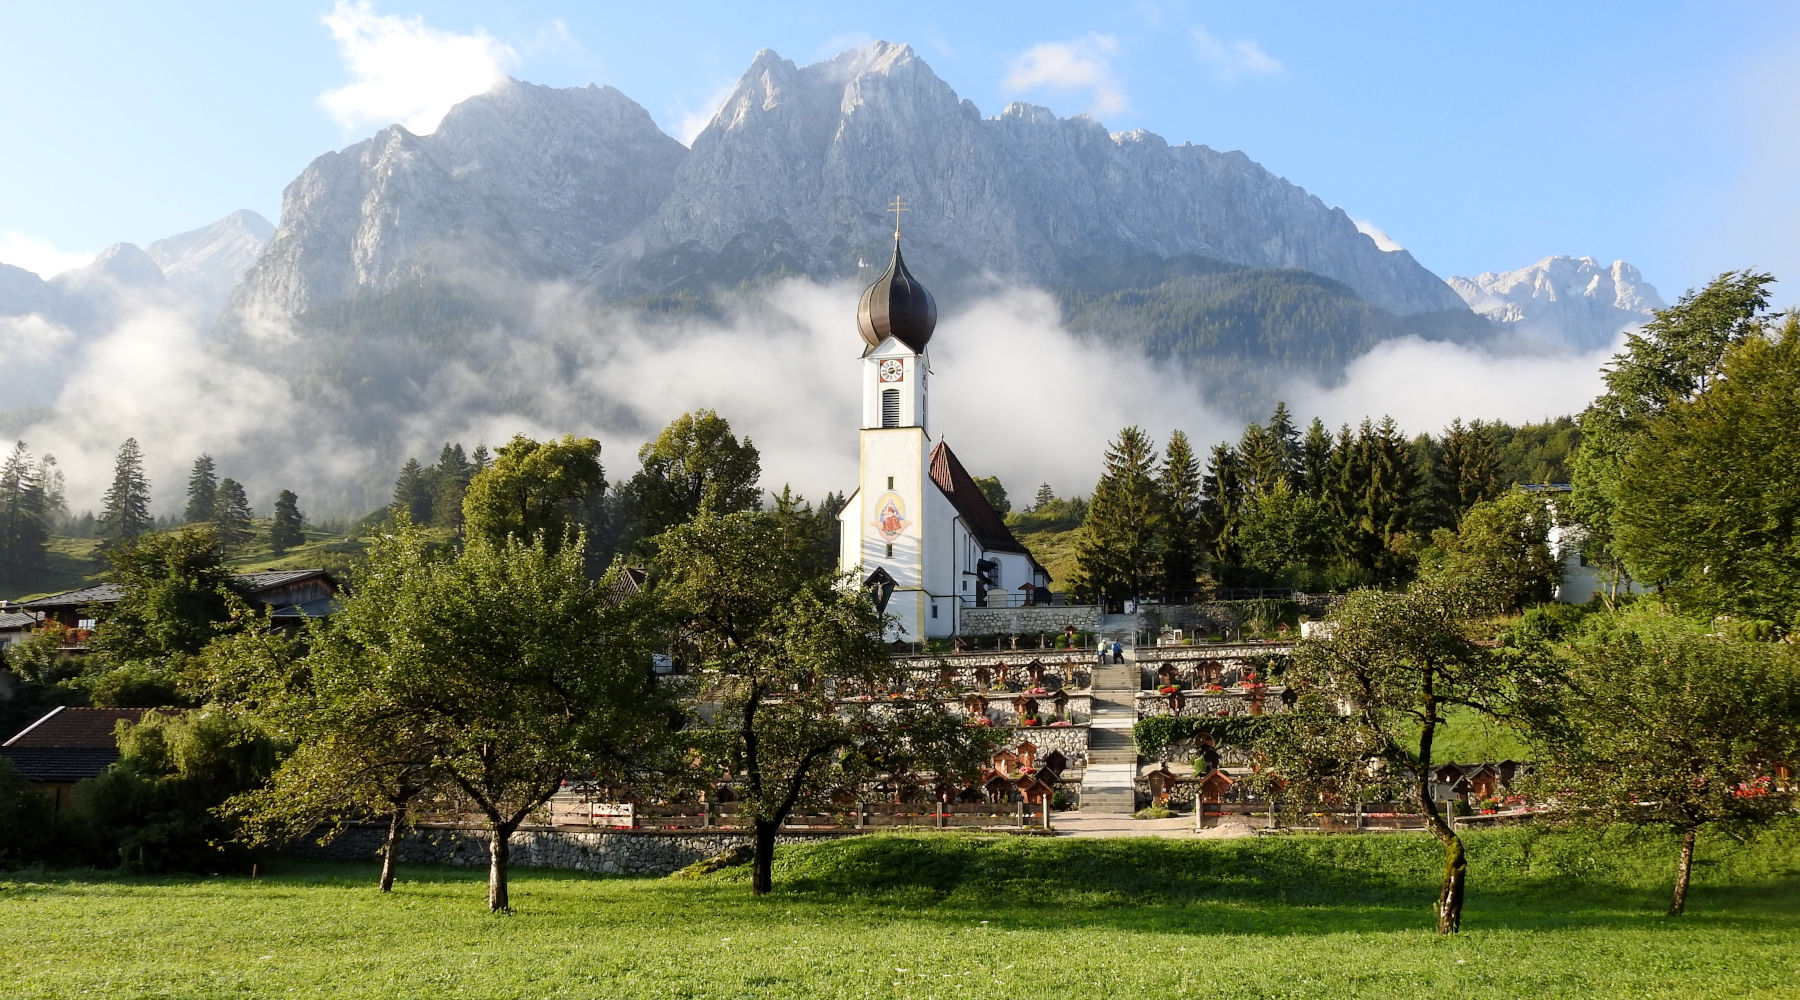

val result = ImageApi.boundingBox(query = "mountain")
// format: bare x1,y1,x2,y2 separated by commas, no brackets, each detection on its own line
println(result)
228,80,686,321
227,43,1468,324
147,209,275,318
1449,256,1664,350
607,44,1465,316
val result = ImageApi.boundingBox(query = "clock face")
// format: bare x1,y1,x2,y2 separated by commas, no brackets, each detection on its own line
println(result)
878,359,905,383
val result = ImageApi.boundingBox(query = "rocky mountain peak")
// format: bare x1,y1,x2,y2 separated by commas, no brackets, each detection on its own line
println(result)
1449,255,1665,349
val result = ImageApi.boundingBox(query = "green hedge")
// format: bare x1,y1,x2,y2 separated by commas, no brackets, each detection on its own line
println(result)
1133,715,1282,757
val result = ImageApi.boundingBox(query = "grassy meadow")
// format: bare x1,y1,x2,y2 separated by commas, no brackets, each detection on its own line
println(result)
3,823,1797,999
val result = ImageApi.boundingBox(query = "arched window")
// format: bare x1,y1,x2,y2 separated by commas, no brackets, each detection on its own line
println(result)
881,388,900,427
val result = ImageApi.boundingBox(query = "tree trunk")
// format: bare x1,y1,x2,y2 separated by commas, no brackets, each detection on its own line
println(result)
1668,827,1697,916
378,808,404,893
487,823,517,912
1435,829,1467,934
751,820,777,896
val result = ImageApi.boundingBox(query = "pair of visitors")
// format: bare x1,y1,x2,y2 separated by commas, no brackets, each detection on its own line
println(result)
1111,640,1123,664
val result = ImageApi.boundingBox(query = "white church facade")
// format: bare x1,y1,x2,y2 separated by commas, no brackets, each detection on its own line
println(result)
836,230,1049,640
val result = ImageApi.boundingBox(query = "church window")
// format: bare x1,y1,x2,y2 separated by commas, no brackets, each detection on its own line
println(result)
885,543,893,558
931,603,938,619
881,389,900,427
887,476,894,489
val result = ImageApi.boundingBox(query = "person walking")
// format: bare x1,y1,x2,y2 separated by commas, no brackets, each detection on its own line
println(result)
1096,636,1108,668
1111,639,1123,664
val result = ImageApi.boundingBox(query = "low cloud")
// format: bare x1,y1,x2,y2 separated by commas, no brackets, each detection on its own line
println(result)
317,1,518,135
1352,218,1405,253
1003,34,1128,118
673,79,740,146
1190,27,1283,82
0,233,94,279
1280,335,1615,437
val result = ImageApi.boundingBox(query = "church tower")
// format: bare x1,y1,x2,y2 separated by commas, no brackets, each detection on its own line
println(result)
837,206,1050,640
838,207,939,639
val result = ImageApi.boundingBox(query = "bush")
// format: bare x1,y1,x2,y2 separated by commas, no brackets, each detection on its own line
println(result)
0,758,56,867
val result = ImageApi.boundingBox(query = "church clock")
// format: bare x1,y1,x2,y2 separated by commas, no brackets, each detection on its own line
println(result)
878,359,905,382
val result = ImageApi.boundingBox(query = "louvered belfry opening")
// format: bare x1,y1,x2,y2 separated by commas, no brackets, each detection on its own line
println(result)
881,388,900,427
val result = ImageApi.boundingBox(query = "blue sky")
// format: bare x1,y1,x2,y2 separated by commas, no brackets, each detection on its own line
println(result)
2,1,1795,302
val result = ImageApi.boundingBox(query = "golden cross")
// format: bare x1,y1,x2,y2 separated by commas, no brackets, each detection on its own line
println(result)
887,196,909,240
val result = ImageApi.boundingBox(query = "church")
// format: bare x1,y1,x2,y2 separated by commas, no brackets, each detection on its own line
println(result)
835,220,1050,640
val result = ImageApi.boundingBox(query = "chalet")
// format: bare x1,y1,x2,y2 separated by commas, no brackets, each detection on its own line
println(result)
21,569,340,636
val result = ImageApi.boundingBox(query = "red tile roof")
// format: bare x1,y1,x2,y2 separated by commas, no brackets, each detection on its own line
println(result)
927,442,1036,561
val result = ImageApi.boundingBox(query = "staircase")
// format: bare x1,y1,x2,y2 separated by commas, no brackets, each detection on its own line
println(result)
1079,614,1141,815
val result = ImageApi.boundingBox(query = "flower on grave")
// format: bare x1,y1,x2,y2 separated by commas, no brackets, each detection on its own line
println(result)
1158,684,1180,696
966,716,995,727
1021,716,1042,727
1205,684,1224,692
1050,720,1072,727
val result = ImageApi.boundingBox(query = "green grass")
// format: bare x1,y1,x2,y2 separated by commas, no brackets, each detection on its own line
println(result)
1420,705,1538,762
1012,525,1083,589
4,823,1797,999
4,536,104,601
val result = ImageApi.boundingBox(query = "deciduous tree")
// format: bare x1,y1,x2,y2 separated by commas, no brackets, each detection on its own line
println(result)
655,509,995,895
1522,612,1800,915
461,434,607,557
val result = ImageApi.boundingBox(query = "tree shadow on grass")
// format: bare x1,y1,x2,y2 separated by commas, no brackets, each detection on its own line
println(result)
708,831,1800,938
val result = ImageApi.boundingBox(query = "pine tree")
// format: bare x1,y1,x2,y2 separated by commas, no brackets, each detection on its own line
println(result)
431,443,473,529
1201,442,1247,573
1160,430,1204,598
1075,427,1165,605
269,490,306,555
184,454,218,524
213,478,254,551
0,441,50,580
1331,418,1420,584
1266,401,1301,482
99,438,153,546
1032,483,1056,512
391,459,432,525
1299,418,1334,499
1434,419,1502,527
470,444,492,472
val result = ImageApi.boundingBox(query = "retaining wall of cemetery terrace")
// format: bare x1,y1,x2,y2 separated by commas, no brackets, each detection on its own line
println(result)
287,824,847,876
958,604,1103,634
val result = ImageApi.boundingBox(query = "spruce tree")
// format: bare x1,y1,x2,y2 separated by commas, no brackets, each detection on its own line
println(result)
1266,401,1301,482
0,441,50,580
391,459,433,525
183,454,218,524
269,490,306,555
431,443,472,529
1032,482,1056,511
213,478,254,551
1160,430,1204,598
1434,419,1503,528
1299,418,1334,499
1201,442,1247,574
1075,427,1165,606
99,437,153,546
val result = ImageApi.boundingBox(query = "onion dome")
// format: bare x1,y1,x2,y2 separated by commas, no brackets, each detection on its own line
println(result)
857,239,937,353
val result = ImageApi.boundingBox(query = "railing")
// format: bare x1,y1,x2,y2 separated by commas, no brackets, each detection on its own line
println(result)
545,798,1049,831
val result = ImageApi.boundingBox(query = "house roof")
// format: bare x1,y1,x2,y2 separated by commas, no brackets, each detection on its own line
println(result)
0,747,123,783
21,584,123,611
0,611,38,631
4,706,158,747
236,569,337,592
926,442,1038,564
23,570,336,613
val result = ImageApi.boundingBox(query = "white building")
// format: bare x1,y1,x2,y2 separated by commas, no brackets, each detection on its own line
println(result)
835,235,1048,639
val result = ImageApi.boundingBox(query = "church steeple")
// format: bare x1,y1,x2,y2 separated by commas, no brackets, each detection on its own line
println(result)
856,203,936,354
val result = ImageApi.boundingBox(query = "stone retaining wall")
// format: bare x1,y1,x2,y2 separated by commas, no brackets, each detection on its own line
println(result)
286,824,843,876
958,605,1102,635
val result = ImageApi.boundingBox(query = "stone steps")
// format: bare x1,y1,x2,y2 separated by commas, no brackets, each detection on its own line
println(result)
1076,613,1145,815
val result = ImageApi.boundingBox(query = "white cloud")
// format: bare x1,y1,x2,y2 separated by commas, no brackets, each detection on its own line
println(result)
1352,218,1405,253
1282,335,1616,436
1003,34,1128,118
0,233,94,278
1190,27,1283,81
674,79,739,146
316,1,518,135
